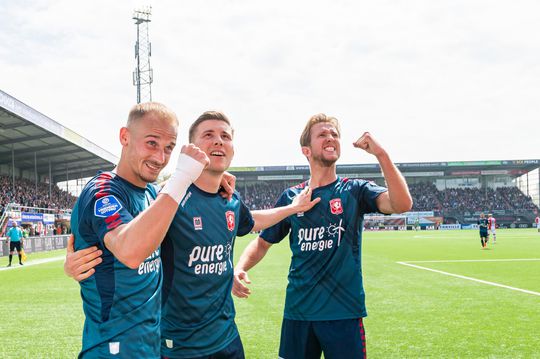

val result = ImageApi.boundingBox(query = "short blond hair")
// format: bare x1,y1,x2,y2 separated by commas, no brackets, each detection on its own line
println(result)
127,102,178,127
299,113,341,147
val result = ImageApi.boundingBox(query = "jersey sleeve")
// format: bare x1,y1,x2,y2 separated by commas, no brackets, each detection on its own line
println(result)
355,179,388,214
237,195,255,237
259,190,292,244
80,185,135,246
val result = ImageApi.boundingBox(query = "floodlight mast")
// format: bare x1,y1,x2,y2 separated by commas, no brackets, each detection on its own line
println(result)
133,6,153,103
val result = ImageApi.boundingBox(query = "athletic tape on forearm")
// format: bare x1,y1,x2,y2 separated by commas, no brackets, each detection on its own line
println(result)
161,153,204,204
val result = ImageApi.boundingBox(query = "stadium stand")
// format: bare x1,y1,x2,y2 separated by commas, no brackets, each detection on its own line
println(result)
239,181,538,213
408,183,538,212
0,89,117,255
0,174,77,214
231,160,540,227
237,180,538,226
241,181,297,210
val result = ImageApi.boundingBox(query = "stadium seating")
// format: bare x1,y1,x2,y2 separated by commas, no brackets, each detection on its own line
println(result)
0,174,76,216
409,183,538,212
238,180,539,213
2,175,536,220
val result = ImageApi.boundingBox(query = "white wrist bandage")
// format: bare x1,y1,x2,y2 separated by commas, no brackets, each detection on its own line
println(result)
161,153,204,204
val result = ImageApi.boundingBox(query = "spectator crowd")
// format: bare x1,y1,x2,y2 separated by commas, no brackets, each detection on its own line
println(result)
409,182,538,212
237,180,538,213
0,175,77,216
2,175,536,216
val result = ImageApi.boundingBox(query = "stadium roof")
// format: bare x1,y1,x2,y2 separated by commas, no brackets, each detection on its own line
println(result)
0,89,118,183
230,159,540,179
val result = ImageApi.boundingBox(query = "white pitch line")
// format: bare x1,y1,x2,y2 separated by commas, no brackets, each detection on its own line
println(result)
406,258,540,263
0,256,64,271
397,261,540,297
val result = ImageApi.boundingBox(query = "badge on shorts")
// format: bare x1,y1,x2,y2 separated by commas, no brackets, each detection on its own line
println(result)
109,342,120,355
94,195,122,218
225,211,235,231
330,198,343,215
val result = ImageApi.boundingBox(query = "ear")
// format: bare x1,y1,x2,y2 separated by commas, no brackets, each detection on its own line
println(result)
301,146,311,157
119,127,129,146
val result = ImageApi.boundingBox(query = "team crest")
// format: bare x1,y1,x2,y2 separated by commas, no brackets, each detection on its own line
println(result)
329,198,343,215
225,211,235,231
193,217,203,230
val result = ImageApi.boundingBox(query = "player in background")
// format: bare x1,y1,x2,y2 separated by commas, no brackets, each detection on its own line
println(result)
69,102,208,358
478,213,489,249
487,213,496,244
233,114,412,359
535,215,540,233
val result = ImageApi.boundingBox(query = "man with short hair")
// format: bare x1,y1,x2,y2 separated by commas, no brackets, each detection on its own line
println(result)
161,111,319,358
6,222,24,266
233,113,412,359
70,102,208,357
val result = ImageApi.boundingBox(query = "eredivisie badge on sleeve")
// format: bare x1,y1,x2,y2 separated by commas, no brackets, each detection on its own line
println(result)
225,211,235,231
94,195,122,218
329,198,343,215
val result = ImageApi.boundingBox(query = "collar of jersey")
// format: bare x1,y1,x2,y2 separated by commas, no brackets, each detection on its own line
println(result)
308,176,340,193
191,183,221,197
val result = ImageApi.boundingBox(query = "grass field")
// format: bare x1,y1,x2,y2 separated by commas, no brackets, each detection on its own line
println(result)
0,228,539,358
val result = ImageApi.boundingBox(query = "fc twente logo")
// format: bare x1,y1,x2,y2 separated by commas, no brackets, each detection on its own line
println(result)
225,211,235,231
329,198,343,215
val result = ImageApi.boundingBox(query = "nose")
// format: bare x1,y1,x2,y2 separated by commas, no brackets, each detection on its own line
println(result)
151,148,166,165
214,136,223,146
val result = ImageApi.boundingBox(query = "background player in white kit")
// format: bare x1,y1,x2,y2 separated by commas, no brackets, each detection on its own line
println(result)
487,213,496,244
535,215,540,232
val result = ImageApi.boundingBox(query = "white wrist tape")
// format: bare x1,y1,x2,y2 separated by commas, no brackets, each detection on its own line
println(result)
161,153,204,204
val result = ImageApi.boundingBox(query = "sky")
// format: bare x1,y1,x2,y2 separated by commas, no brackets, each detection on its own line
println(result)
1,0,538,174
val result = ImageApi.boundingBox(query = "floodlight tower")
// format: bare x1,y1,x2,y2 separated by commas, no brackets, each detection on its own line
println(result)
133,6,153,103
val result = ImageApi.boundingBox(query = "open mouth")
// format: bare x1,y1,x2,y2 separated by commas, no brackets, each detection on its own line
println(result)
210,151,225,157
145,162,162,172
324,146,336,152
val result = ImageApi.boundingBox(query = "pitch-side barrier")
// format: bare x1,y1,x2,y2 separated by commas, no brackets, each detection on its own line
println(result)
0,234,69,256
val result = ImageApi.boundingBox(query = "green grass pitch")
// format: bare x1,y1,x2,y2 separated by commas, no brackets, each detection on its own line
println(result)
0,228,539,358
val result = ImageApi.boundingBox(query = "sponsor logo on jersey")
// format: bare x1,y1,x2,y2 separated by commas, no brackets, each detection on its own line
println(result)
226,211,235,231
329,198,343,215
94,195,122,218
138,249,161,275
297,219,345,252
193,217,203,230
188,244,229,275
